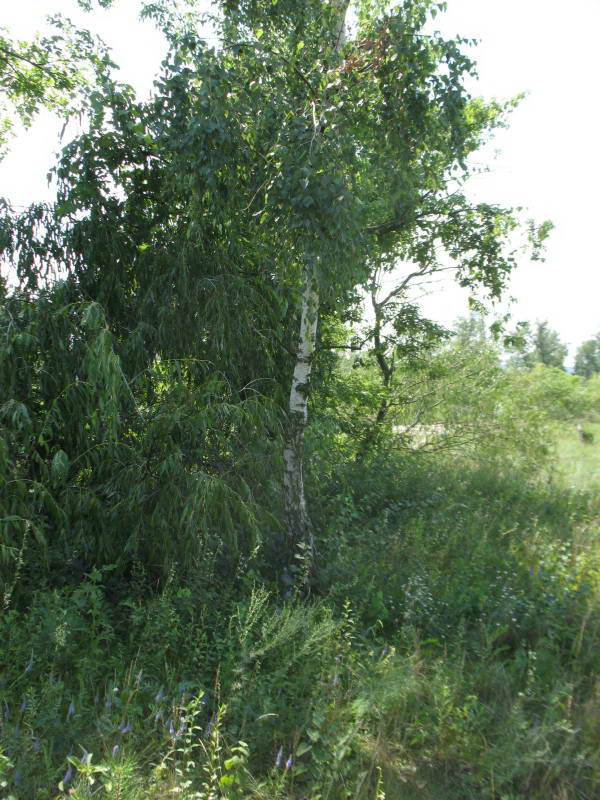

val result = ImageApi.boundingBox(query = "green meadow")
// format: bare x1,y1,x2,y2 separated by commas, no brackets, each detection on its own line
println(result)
2,354,600,800
553,422,600,492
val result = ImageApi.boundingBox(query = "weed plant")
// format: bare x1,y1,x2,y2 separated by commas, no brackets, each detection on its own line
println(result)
2,438,600,799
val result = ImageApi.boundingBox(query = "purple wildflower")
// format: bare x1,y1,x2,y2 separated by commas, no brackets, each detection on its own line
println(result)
24,656,33,673
285,755,293,770
154,688,164,702
205,714,215,738
154,709,163,723
275,746,283,768
62,761,73,787
112,744,120,757
67,701,75,719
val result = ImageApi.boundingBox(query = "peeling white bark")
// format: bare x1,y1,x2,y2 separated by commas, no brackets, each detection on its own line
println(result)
283,267,319,550
283,0,350,559
288,272,319,419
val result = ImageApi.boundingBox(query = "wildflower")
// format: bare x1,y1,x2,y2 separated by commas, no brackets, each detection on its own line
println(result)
169,721,176,736
121,722,133,734
67,701,75,719
275,746,283,768
154,688,165,702
24,656,33,673
112,744,120,757
285,755,293,770
154,709,163,723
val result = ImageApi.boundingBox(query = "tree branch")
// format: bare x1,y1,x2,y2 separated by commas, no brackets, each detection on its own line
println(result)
0,43,74,89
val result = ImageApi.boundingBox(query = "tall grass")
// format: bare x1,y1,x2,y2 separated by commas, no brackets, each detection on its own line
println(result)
2,448,600,798
552,421,600,492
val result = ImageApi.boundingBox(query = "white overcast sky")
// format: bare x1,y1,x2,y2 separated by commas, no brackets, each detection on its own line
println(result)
1,0,599,361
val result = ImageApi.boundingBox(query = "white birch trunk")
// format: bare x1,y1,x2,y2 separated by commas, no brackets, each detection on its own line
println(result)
283,0,350,561
283,266,319,552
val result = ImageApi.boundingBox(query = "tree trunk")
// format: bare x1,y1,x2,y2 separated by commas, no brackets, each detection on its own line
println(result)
282,0,349,566
358,288,394,459
283,264,319,555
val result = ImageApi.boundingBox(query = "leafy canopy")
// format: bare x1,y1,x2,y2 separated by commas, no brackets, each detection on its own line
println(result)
0,0,548,588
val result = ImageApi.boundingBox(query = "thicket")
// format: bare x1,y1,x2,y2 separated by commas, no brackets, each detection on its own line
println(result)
3,290,600,799
2,427,600,799
1,1,599,798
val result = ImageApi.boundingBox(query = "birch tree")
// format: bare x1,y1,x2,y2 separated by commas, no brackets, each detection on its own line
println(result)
1,0,546,577
282,0,350,563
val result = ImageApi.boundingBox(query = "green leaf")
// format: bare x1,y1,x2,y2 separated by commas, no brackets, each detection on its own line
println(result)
51,450,69,484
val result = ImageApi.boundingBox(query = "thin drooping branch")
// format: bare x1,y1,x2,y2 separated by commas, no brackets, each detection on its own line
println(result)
375,266,429,311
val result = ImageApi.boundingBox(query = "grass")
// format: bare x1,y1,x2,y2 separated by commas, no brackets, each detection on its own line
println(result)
2,438,600,798
552,421,600,491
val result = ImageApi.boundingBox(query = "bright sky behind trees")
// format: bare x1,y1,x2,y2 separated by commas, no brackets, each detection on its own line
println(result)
1,0,599,362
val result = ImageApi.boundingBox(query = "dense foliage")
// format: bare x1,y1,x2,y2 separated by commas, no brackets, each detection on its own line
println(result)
1,2,598,799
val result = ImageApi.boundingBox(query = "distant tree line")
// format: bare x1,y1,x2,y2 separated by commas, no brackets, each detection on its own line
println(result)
507,319,600,376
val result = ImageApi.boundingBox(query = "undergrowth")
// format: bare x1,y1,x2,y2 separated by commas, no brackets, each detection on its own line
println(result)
2,453,600,799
